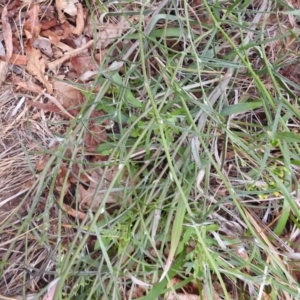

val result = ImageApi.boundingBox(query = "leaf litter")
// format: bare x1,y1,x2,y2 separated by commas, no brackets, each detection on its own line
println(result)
0,0,132,297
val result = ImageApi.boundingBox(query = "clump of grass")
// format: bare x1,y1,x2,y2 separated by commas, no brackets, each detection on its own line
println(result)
2,0,300,299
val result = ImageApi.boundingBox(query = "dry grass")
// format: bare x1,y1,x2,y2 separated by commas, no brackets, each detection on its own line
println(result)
0,83,61,291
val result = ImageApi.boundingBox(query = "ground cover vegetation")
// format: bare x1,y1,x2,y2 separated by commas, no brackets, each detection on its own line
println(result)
1,0,300,299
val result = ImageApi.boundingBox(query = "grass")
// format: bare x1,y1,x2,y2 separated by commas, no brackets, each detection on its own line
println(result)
1,0,300,299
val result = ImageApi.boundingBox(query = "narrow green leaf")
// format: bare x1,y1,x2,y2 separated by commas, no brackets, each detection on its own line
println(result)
269,131,300,143
271,175,291,237
140,254,186,300
170,197,186,259
111,72,142,108
150,28,187,38
124,89,142,108
290,160,300,166
96,143,114,155
159,184,191,282
221,101,263,116
281,10,300,15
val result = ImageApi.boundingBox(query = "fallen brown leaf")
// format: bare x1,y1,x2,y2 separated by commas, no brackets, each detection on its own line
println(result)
55,164,72,194
27,100,63,115
24,2,41,44
6,53,27,65
232,245,251,273
1,5,13,62
0,0,21,14
72,2,84,36
56,0,78,23
41,92,76,119
41,21,73,46
0,61,8,84
41,29,61,45
79,168,123,210
164,278,200,300
0,41,5,56
26,48,53,93
84,109,110,152
40,5,56,20
42,278,59,300
32,36,53,57
53,79,83,108
28,100,76,119
125,285,146,299
70,164,89,184
41,18,57,30
84,16,130,50
36,154,51,172
61,203,86,220
56,42,74,52
47,39,94,72
85,120,107,152
61,21,75,38
70,55,99,76
12,75,43,93
202,288,222,300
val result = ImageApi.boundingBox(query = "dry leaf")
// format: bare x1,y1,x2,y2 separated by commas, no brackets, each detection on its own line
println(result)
10,96,26,117
1,53,27,65
0,0,21,15
42,278,60,300
70,164,89,184
63,0,78,16
125,285,146,299
164,278,200,300
36,154,51,172
32,36,53,57
24,3,41,43
26,47,53,93
47,39,94,72
56,42,74,52
84,16,130,49
6,53,27,65
202,288,222,300
79,168,124,210
70,55,99,76
0,61,8,84
41,18,57,30
41,29,61,45
61,21,75,38
53,79,83,108
56,0,78,23
85,120,107,152
55,164,72,194
233,245,250,273
84,109,109,152
42,91,75,119
41,21,73,46
0,41,5,56
72,2,84,36
13,76,43,93
1,5,13,61
61,203,86,219
27,100,63,115
79,70,98,82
